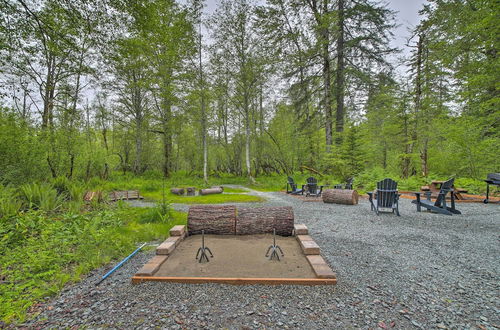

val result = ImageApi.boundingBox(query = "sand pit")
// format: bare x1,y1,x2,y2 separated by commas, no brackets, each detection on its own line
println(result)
155,234,315,278
133,224,336,285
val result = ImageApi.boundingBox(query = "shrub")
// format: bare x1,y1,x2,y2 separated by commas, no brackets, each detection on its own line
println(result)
0,206,187,323
139,200,171,224
52,176,71,196
19,183,64,212
0,185,22,218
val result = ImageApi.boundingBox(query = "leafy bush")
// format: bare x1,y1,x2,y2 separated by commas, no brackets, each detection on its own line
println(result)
65,182,86,213
0,206,187,324
454,177,487,195
0,185,22,218
67,182,85,202
19,183,64,212
52,176,71,196
139,200,171,224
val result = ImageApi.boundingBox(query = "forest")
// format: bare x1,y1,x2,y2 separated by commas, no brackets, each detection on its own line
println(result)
0,0,498,187
0,0,498,324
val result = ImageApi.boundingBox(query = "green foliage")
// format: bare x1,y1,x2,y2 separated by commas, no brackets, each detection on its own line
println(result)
0,185,22,218
0,205,187,324
19,183,64,212
52,176,71,195
1,0,498,324
0,110,46,184
138,200,172,224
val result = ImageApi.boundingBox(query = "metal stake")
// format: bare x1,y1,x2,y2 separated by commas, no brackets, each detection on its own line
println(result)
265,229,284,261
196,230,213,263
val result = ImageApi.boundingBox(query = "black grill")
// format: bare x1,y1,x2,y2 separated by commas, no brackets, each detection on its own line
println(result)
484,173,500,204
486,173,500,182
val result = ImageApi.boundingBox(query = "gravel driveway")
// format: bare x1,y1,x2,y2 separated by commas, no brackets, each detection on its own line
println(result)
23,190,500,329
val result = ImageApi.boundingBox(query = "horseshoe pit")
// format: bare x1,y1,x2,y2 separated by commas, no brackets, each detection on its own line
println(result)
132,205,337,285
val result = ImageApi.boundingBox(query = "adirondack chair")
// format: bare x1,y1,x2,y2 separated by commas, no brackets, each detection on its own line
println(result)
344,177,354,190
305,177,324,197
412,178,461,215
334,177,354,190
286,176,303,195
367,178,400,216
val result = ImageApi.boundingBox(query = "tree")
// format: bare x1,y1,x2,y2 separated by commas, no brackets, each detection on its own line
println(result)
117,0,195,177
208,0,265,182
109,37,151,175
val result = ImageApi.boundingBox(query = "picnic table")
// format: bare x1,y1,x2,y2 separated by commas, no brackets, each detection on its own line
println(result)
421,180,467,200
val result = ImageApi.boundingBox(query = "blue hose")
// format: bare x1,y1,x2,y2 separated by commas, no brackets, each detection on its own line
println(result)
96,242,147,285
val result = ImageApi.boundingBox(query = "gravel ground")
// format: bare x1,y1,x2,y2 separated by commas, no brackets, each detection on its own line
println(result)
22,189,500,329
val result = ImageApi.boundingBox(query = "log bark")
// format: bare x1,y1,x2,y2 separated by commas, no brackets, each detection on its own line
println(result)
211,185,224,192
188,205,237,235
236,207,294,236
199,187,223,195
170,188,185,195
186,187,196,196
322,189,358,205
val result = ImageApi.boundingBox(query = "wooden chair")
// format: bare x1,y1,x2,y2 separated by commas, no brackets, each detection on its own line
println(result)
286,177,303,195
367,178,400,216
334,177,353,190
305,177,324,197
412,178,461,215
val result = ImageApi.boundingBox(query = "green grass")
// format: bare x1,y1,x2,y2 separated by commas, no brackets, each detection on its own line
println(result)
222,187,249,193
0,205,187,324
89,174,263,204
89,170,491,198
143,191,263,204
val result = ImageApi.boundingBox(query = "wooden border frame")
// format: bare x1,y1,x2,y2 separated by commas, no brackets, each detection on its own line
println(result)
131,276,336,285
133,224,337,286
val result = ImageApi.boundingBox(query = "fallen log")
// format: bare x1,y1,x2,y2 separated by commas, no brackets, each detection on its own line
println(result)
186,187,196,196
236,206,294,236
322,189,358,205
188,205,237,235
199,187,223,195
170,188,185,196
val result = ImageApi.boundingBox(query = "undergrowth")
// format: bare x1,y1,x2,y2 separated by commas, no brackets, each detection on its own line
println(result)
86,170,491,196
0,203,186,324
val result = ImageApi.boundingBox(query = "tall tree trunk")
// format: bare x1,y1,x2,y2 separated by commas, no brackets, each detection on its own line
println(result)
244,95,255,183
42,55,56,130
132,72,144,175
401,115,411,179
163,130,170,177
420,139,428,177
322,28,333,153
309,0,333,153
400,95,413,179
199,25,208,184
134,121,143,174
335,0,345,146
411,33,424,177
162,101,173,178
